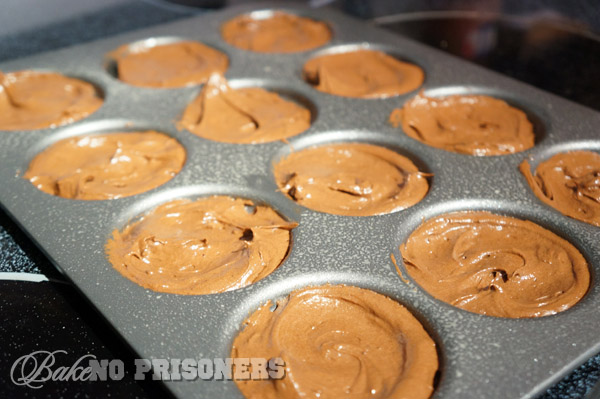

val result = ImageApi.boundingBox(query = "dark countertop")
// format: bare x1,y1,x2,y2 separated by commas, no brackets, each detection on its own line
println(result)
0,1,598,398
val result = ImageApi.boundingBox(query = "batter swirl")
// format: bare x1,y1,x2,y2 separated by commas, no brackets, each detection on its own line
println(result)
179,74,311,144
221,11,331,53
106,196,296,295
400,211,589,318
273,143,429,216
112,41,228,88
520,151,600,227
24,131,185,200
303,49,424,98
231,284,438,399
392,93,535,156
0,70,102,131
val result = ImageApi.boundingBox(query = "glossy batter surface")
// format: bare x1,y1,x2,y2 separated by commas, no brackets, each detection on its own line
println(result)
222,11,331,53
106,196,297,295
400,211,590,318
232,284,438,399
24,131,185,200
303,49,424,98
392,93,535,156
520,151,600,227
0,70,102,131
114,41,228,88
274,143,429,216
179,75,310,143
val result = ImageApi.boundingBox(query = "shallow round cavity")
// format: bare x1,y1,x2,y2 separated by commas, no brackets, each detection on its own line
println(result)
22,120,186,201
23,119,177,168
114,184,300,228
228,78,318,125
106,186,299,296
520,140,600,170
301,43,426,99
273,129,432,173
104,36,187,80
426,85,547,142
225,277,442,399
394,85,546,156
271,130,432,217
104,36,229,88
221,9,332,53
0,69,105,132
178,77,315,144
393,199,593,319
518,142,600,228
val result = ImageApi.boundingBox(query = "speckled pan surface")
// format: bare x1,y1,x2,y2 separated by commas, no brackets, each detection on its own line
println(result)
0,3,599,399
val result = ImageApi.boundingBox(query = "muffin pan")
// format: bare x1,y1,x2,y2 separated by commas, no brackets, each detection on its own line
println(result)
1,3,599,398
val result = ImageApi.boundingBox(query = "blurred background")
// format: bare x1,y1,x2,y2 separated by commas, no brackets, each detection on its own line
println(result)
1,0,599,109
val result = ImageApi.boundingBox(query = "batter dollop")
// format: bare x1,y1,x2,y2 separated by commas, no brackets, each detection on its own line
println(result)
106,196,296,295
232,284,438,399
273,143,429,216
24,131,185,200
303,49,424,98
391,93,535,156
520,151,600,227
0,70,102,131
400,211,590,318
179,74,311,144
112,41,228,88
221,11,331,53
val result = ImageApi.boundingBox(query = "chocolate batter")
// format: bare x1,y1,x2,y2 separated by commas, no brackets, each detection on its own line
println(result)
273,143,429,216
520,151,600,227
393,93,535,156
302,49,424,98
24,131,185,200
106,196,296,295
221,11,331,53
0,70,102,131
179,74,311,143
232,284,438,399
113,41,228,88
400,211,590,318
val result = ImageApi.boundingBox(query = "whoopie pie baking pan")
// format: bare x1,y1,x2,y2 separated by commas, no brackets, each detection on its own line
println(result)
1,3,599,398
